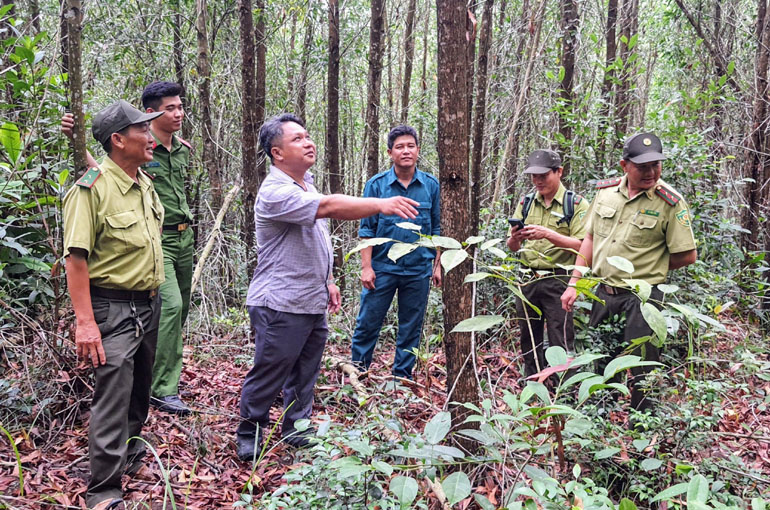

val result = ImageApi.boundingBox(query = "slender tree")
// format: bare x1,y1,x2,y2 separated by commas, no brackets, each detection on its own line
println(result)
297,10,313,121
400,0,417,123
326,0,345,285
615,0,639,139
239,0,258,278
196,0,222,210
596,0,618,169
365,0,386,179
172,0,190,141
64,0,87,177
558,0,578,177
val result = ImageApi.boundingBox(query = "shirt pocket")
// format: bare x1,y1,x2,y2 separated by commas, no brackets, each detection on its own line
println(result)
593,204,617,238
626,214,659,248
105,210,147,252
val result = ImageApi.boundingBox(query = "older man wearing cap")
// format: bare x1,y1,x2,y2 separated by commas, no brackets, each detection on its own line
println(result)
506,149,589,379
63,99,165,509
560,132,697,411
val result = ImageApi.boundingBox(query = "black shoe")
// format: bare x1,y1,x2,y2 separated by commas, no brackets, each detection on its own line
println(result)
125,446,146,476
283,430,315,449
151,395,191,416
236,433,262,462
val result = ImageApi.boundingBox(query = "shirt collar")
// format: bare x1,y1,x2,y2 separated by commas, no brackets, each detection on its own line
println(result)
150,131,181,153
386,166,421,187
535,182,566,206
270,164,315,188
617,174,658,200
101,156,144,195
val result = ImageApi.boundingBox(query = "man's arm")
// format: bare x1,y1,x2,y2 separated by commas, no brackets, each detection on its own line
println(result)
62,113,100,169
359,244,376,290
316,194,418,221
432,249,443,286
560,233,594,312
65,249,106,367
669,249,697,270
517,225,583,251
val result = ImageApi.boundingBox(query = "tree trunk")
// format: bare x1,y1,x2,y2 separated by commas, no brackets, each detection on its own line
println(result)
239,0,258,279
172,0,190,141
59,0,69,76
400,0,417,124
615,0,639,139
365,0,386,179
29,0,41,33
65,0,87,177
558,0,578,177
326,0,344,287
418,2,430,143
297,11,313,121
596,0,618,170
436,0,479,425
287,10,298,101
466,3,477,142
196,0,222,210
470,0,494,236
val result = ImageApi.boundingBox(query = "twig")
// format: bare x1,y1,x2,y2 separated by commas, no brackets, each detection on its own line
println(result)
425,476,451,510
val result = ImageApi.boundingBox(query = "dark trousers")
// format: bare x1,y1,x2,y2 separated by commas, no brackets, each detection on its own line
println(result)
515,274,575,377
87,294,160,507
589,286,663,410
350,272,431,379
238,306,327,441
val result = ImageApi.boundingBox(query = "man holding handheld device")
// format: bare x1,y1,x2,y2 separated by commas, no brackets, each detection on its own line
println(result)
506,149,589,379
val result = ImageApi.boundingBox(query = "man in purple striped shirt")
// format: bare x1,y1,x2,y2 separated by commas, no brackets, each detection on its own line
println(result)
237,113,421,462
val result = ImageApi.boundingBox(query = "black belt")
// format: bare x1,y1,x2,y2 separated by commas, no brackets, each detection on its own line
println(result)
163,223,190,232
90,285,158,301
599,284,632,295
530,268,569,278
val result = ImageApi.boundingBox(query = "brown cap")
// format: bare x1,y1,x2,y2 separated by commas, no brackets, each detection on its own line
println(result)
523,149,561,174
92,99,164,146
622,132,666,164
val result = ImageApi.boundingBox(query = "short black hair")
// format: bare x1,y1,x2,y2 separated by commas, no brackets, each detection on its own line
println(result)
141,81,184,110
100,125,132,154
259,113,306,161
387,125,418,150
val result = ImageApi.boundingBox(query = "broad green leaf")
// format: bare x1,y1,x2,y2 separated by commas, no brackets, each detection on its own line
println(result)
569,352,605,368
524,381,551,405
451,314,504,333
58,169,70,187
607,256,634,274
486,246,508,259
346,440,373,456
465,235,485,245
345,237,391,261
545,346,568,367
693,312,727,331
641,303,667,342
474,494,497,510
442,472,471,506
424,411,451,444
18,256,50,272
395,221,422,231
523,465,555,483
572,463,581,478
619,498,638,510
0,122,21,164
632,439,650,451
562,372,599,390
480,238,502,250
640,458,663,471
328,456,370,478
464,272,492,283
441,249,468,273
388,242,418,262
669,302,698,324
652,483,689,502
622,278,652,302
687,474,709,505
371,460,393,476
578,375,604,403
751,498,766,510
657,283,679,294
603,355,661,380
390,476,418,508
594,447,621,460
427,235,462,249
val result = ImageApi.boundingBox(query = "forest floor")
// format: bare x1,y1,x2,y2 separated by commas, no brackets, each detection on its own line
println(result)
1,312,769,509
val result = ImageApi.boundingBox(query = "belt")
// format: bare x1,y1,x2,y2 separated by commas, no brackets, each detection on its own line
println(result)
530,268,569,278
163,223,190,232
599,284,632,295
90,285,158,301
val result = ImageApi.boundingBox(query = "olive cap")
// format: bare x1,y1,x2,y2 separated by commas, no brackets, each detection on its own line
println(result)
622,132,666,164
523,149,562,174
92,99,164,146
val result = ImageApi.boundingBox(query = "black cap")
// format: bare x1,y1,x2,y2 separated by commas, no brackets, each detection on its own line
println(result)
92,99,164,146
622,132,666,164
523,149,561,174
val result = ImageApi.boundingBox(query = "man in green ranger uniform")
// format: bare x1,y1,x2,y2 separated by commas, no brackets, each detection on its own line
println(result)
62,81,194,415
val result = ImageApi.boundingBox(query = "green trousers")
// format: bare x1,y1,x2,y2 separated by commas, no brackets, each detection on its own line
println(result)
151,228,194,398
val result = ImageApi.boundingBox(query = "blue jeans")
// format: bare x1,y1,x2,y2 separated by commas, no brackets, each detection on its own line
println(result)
351,272,431,378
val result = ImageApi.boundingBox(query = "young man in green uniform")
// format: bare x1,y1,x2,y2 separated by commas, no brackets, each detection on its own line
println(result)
506,149,589,378
63,81,194,415
63,100,165,509
561,132,697,411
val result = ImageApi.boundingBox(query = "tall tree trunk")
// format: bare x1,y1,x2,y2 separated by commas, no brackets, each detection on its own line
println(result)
59,0,69,76
326,0,344,287
172,0,190,141
29,0,41,33
615,0,639,139
558,0,578,177
596,0,618,170
65,0,87,177
255,0,266,182
365,0,386,179
436,0,479,425
239,0,258,278
418,2,430,143
470,0,494,236
287,10,298,101
297,11,313,121
466,2,477,142
400,0,417,123
196,0,222,210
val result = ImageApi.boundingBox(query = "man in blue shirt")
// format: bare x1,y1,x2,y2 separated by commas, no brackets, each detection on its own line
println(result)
351,125,442,379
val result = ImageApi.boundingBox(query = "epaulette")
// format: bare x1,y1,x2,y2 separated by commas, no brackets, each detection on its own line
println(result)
141,169,156,180
178,137,192,150
596,177,622,189
75,167,102,189
519,197,526,205
655,184,681,206
151,140,158,149
574,194,583,204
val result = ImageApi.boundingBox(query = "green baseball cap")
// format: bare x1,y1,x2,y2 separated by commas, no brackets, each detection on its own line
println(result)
523,149,561,174
622,132,666,163
92,99,164,146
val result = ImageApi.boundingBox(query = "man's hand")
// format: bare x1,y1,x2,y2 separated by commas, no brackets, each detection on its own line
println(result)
76,319,106,367
328,283,341,314
361,267,376,290
380,196,419,219
518,225,552,241
432,263,442,287
62,113,75,140
561,286,578,313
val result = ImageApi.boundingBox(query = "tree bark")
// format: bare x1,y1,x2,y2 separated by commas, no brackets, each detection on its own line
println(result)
365,0,386,179
239,0,258,279
615,0,639,139
418,2,430,143
59,0,69,76
558,0,578,177
65,0,87,177
400,0,417,124
436,0,479,425
297,10,313,121
596,0,618,169
172,0,190,141
196,0,222,210
326,0,344,287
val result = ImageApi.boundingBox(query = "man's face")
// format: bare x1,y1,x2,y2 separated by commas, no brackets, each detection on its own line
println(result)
113,122,154,163
621,159,662,191
272,121,316,170
530,167,562,198
388,135,419,169
148,95,184,134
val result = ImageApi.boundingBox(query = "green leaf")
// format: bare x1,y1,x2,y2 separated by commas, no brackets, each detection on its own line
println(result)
0,122,22,164
607,256,634,274
640,458,663,471
603,355,661,380
632,439,650,451
441,249,468,273
390,476,418,508
474,494,497,510
328,456,370,478
450,314,504,333
577,375,604,403
480,238,502,250
594,447,621,460
345,237,391,261
17,256,50,272
487,246,508,259
442,472,471,506
427,235,462,249
524,381,551,404
751,499,766,510
395,221,422,231
641,303,667,343
424,411,452,444
652,483,689,502
371,460,393,476
545,346,567,367
619,498,638,510
687,474,709,505
465,235,485,245
388,242,418,262
657,283,680,294
622,278,652,302
464,272,492,283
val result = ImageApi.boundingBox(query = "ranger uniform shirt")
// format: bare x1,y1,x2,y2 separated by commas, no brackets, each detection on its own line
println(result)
141,133,193,226
511,183,590,270
63,156,165,291
586,175,696,287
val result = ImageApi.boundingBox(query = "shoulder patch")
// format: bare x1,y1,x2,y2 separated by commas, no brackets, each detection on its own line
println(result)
655,184,681,206
596,177,622,189
574,194,583,204
141,169,156,180
178,137,192,150
519,197,525,205
75,167,102,189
